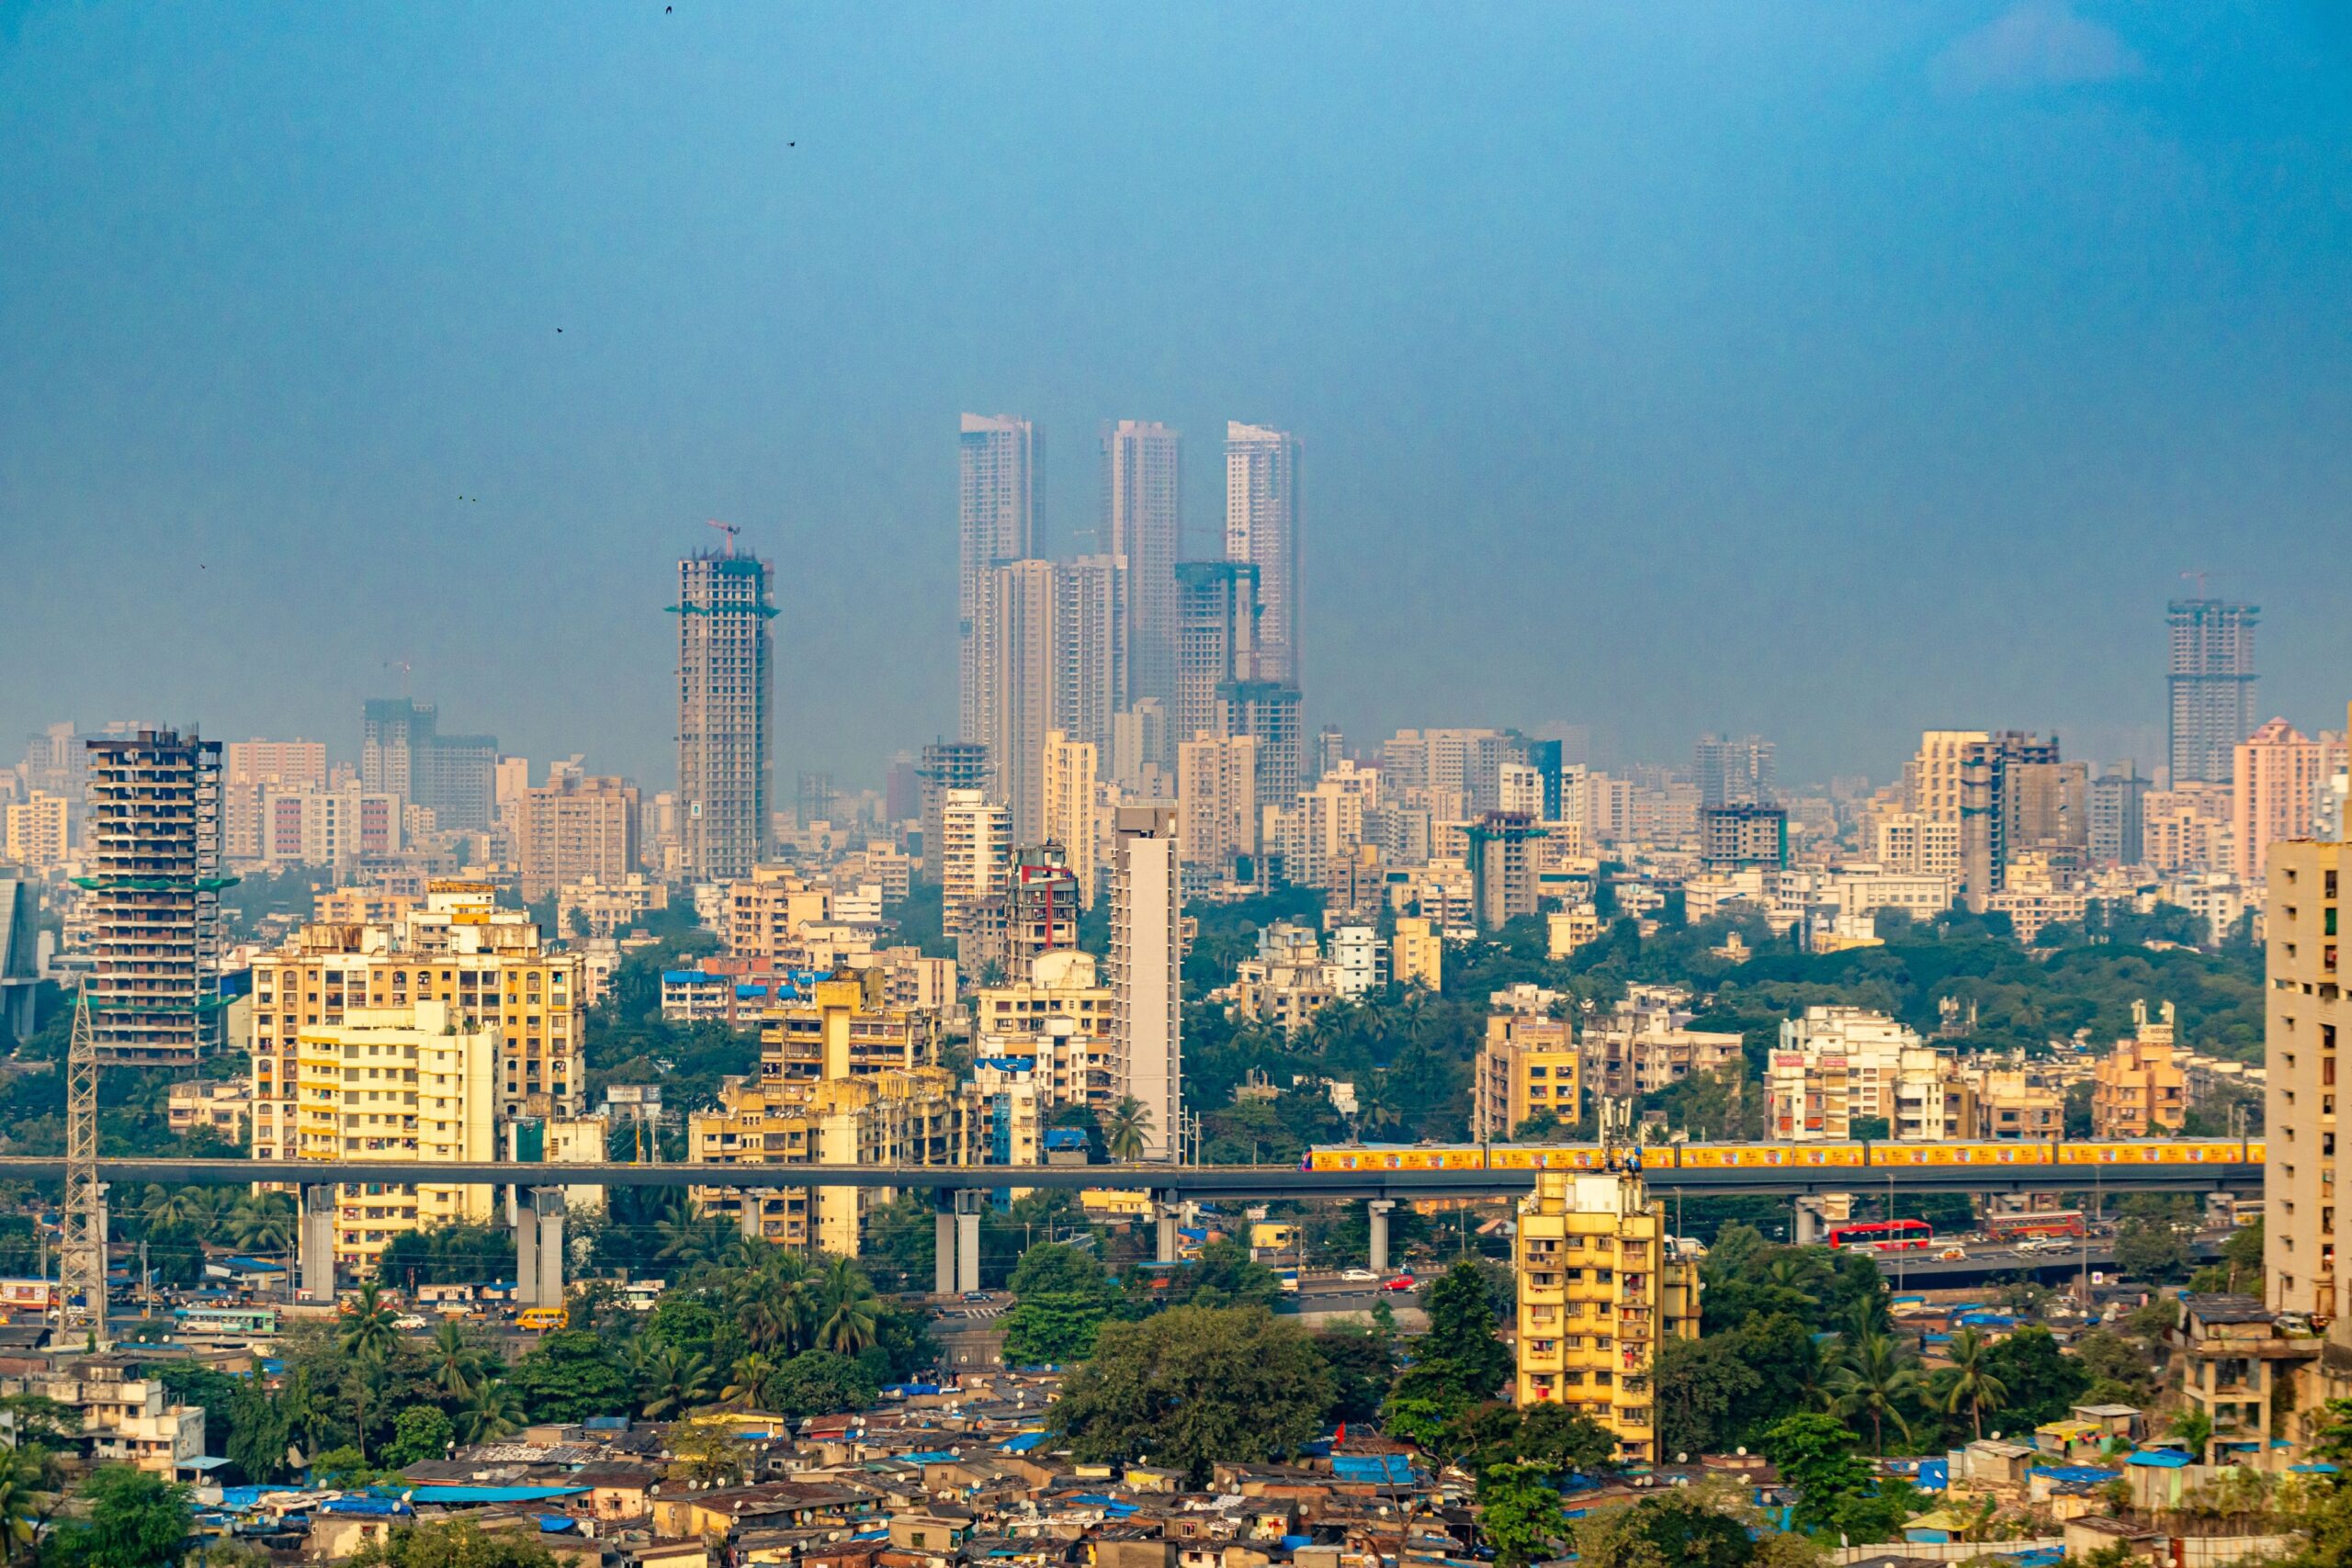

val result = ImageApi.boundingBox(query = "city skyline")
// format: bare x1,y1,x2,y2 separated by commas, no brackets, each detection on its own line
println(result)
8,6,2352,787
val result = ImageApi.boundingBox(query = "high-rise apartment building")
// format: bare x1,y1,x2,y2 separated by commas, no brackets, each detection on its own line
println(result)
2170,599,2259,786
1513,1165,1702,1462
1177,734,1260,875
5,794,70,869
1225,422,1302,684
81,729,231,1065
959,414,1041,744
223,739,329,862
674,544,774,883
916,741,990,877
1111,805,1182,1160
1699,804,1789,871
2266,838,2345,1319
973,558,1125,844
2233,718,2324,884
258,785,402,867
1217,679,1305,807
2092,999,2187,1138
1173,561,1261,748
361,701,497,833
1040,732,1099,909
518,773,640,900
1693,734,1775,808
939,788,1012,934
1468,811,1546,930
1103,420,1182,712
2087,762,2151,867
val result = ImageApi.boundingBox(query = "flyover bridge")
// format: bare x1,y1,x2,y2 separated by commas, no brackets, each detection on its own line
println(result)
38,1145,2261,1308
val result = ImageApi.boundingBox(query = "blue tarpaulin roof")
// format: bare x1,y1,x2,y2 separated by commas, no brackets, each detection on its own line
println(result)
537,1516,578,1533
2031,1466,2118,1484
321,1497,411,1517
410,1486,589,1504
2129,1450,2193,1469
999,1433,1049,1453
1044,1129,1088,1149
901,1451,961,1464
885,1382,945,1396
1331,1454,1422,1485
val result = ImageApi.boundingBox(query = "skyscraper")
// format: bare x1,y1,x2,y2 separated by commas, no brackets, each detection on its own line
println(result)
674,541,775,883
975,558,1063,845
1693,734,1776,808
916,740,989,877
1102,421,1182,711
2168,598,2259,785
1040,731,1099,908
1172,560,1261,748
1224,422,1302,683
960,414,1041,744
360,699,498,832
2232,717,2324,883
1111,804,1182,1160
82,728,230,1065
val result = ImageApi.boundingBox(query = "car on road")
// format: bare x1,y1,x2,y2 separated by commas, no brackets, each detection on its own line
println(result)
392,1314,429,1330
962,1291,990,1303
1381,1274,1417,1292
1938,1247,1966,1261
1340,1268,1378,1282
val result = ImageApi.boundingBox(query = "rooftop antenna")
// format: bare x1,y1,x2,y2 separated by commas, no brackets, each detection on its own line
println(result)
707,519,741,557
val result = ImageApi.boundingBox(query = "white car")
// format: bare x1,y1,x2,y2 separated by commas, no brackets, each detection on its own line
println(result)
392,1314,429,1330
1340,1268,1378,1283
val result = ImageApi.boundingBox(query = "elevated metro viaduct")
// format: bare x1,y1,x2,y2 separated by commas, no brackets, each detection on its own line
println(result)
26,1155,2262,1307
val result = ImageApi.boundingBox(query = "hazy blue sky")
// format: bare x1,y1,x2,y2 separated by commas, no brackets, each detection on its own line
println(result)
5,3,2349,790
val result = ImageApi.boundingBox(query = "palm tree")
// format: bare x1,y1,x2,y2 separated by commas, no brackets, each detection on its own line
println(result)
814,1258,880,1356
657,1211,744,1269
734,1248,813,1353
0,1445,54,1566
226,1193,297,1254
427,1319,489,1401
1935,1327,2010,1440
1104,1096,1153,1164
338,1281,401,1460
1826,1331,1920,1456
723,1352,778,1410
638,1347,716,1418
455,1380,526,1445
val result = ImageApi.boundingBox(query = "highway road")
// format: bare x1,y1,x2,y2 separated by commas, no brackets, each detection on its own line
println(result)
34,1156,2263,1201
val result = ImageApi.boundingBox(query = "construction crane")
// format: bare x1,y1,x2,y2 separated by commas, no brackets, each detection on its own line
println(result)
59,982,101,1343
707,519,741,556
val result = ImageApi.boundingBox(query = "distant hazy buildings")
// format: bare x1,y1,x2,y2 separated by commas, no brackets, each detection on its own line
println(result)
959,414,1041,746
1173,561,1261,750
674,542,775,883
2231,717,2324,883
1693,734,1775,808
362,699,498,833
1224,423,1302,685
2168,598,2259,786
1103,420,1182,715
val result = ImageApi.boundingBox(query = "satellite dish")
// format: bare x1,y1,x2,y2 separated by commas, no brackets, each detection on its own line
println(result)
1736,1447,1746,1457
1677,1453,1688,1463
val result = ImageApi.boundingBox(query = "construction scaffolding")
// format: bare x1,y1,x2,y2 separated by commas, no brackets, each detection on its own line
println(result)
59,984,102,1340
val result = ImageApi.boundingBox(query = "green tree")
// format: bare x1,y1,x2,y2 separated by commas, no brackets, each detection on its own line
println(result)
49,1467,191,1568
508,1330,631,1423
811,1258,883,1356
762,1351,880,1419
0,1445,54,1567
1573,1486,1761,1568
1655,1333,1761,1460
1103,1096,1155,1163
1825,1332,1920,1455
1002,1243,1121,1364
1476,1461,1566,1568
1930,1326,2009,1440
224,1382,291,1485
1047,1305,1331,1485
1312,1317,1398,1426
1163,1237,1282,1311
381,1405,455,1469
452,1381,526,1446
1410,1261,1513,1402
343,1518,559,1567
424,1320,491,1402
1980,1326,2089,1430
1758,1413,1874,1535
337,1282,401,1461
1517,1404,1619,1472
2170,1406,2214,1465
635,1347,715,1418
2114,1213,2193,1282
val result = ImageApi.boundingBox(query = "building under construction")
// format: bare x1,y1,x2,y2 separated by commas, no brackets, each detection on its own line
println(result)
75,728,232,1065
673,531,775,884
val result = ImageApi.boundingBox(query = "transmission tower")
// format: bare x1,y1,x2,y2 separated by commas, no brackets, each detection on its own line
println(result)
59,983,103,1340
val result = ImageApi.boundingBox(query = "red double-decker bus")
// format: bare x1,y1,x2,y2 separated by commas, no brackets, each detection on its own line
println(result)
1984,1210,2085,1243
1826,1218,1934,1252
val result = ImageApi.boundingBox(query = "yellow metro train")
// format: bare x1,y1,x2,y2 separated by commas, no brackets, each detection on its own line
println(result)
1303,1137,2265,1173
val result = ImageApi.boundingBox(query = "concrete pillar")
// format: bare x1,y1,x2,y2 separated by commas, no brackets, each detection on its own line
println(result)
514,1186,538,1306
1156,1201,1181,1265
1368,1200,1396,1276
299,1185,337,1304
955,1190,983,1296
1793,1198,1825,1247
740,1188,764,1241
933,1192,957,1297
533,1189,566,1308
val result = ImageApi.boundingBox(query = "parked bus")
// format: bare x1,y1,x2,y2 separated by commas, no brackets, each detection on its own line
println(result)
1985,1210,2086,1244
1826,1218,1935,1252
